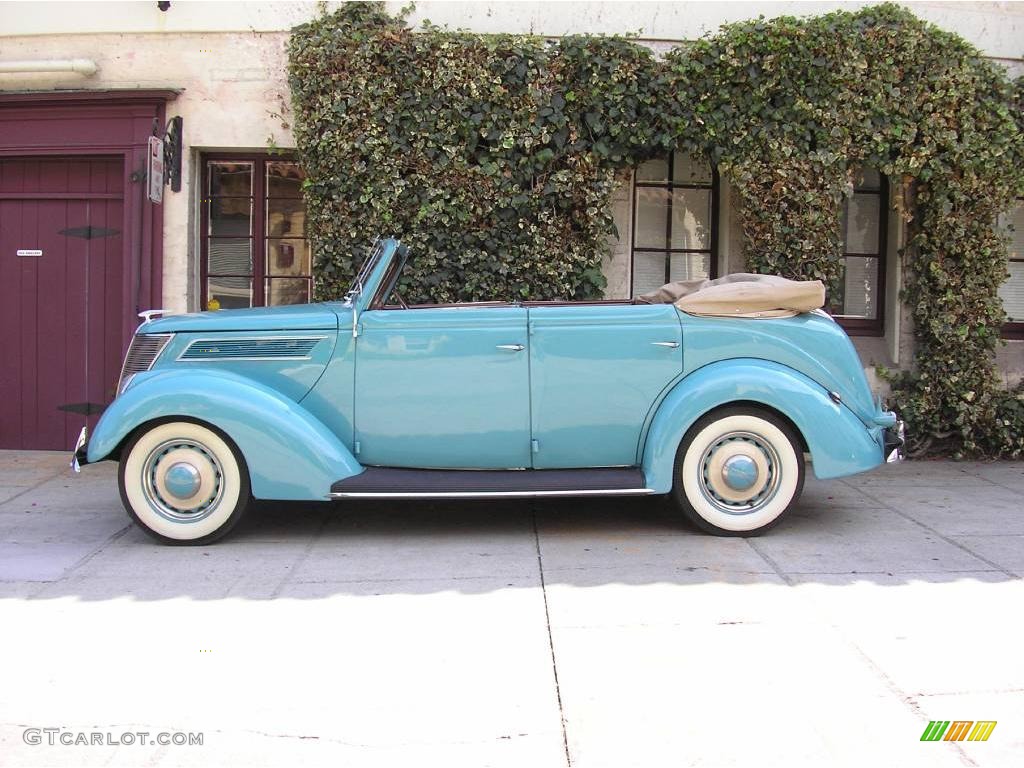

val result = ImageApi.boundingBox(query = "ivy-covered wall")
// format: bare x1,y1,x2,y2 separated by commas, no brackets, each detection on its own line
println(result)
288,2,1024,457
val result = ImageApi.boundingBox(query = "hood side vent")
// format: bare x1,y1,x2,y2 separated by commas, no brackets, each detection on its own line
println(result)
179,337,324,361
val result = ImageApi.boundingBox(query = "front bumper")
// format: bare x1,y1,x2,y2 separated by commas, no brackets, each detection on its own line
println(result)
70,427,89,473
884,419,906,463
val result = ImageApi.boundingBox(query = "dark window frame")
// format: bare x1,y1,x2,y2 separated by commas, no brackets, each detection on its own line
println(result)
630,152,720,296
199,152,310,310
1002,198,1024,340
834,171,888,336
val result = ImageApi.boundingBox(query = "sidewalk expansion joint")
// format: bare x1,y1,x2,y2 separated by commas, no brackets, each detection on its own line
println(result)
28,523,132,599
270,512,330,599
849,482,1019,580
532,506,572,767
743,537,980,768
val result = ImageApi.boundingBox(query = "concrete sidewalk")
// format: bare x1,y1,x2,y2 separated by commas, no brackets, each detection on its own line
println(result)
0,450,1021,767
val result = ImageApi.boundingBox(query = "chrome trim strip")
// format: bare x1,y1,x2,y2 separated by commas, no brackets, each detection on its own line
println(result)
329,488,657,499
176,335,328,362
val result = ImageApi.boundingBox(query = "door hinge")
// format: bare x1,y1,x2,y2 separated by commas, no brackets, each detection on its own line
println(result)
531,439,540,454
353,441,361,456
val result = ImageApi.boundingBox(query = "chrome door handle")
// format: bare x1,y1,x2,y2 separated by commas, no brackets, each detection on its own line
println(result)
496,344,525,352
651,341,680,348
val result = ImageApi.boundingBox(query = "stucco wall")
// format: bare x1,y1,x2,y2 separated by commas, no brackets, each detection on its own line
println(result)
0,30,295,313
2,2,1022,71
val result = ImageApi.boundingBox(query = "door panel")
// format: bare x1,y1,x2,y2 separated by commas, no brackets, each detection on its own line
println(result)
528,304,683,468
354,307,531,469
0,158,125,449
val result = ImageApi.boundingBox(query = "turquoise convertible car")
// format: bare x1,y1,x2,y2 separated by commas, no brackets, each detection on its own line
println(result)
73,238,903,544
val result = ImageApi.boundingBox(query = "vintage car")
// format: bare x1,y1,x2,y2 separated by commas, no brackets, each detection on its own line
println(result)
72,238,903,544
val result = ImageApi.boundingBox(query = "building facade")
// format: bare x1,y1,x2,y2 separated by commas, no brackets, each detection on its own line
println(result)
1,1,1022,449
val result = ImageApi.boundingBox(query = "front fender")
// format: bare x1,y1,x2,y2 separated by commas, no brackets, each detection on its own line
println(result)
87,369,363,500
641,359,884,493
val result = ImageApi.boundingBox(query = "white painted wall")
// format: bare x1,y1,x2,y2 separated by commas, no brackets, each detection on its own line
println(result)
2,1,1022,67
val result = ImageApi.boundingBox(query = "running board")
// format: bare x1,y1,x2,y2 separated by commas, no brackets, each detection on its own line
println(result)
329,467,654,499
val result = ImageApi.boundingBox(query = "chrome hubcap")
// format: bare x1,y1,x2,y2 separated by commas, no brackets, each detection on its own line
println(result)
141,439,224,523
698,431,781,515
721,454,758,491
163,462,202,499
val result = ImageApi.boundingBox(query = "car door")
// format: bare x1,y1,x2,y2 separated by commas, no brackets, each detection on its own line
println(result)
527,303,683,468
353,305,532,469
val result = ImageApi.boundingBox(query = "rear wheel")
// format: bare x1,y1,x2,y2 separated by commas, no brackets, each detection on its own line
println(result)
118,420,251,545
671,407,804,536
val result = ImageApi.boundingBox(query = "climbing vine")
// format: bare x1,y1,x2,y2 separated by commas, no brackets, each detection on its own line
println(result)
288,2,1024,457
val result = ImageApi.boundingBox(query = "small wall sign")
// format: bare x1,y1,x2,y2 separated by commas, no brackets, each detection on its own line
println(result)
17,249,43,257
148,135,165,204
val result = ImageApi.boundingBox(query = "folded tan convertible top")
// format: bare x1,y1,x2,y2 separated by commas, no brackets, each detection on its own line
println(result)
636,273,826,318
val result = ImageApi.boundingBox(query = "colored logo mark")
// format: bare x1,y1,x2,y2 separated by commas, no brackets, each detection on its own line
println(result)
920,721,997,742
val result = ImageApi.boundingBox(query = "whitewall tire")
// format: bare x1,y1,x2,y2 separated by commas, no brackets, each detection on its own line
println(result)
118,420,251,545
672,407,804,536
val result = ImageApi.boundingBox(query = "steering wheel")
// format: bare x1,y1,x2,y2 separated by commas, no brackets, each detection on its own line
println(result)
392,290,409,309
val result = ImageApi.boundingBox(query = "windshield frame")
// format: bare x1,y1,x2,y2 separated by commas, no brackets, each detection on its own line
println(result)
343,238,385,306
368,244,411,309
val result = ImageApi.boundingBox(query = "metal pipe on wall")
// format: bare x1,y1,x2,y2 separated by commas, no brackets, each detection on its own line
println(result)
0,59,98,75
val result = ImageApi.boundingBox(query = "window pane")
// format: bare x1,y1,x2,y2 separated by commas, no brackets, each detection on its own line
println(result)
635,188,668,249
636,157,669,183
1004,204,1024,260
209,198,252,236
670,188,711,250
670,252,711,283
831,256,879,319
208,277,252,310
266,161,304,198
208,162,252,196
1000,261,1024,322
845,192,881,255
266,278,311,306
266,198,306,237
207,238,253,276
632,251,668,296
673,153,712,185
854,167,881,191
266,238,311,276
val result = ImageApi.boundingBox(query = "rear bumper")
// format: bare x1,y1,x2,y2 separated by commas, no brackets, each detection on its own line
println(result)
884,419,906,463
70,427,89,473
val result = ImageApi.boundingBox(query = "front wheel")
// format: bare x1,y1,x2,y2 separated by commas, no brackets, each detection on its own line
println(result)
118,420,251,545
671,407,805,536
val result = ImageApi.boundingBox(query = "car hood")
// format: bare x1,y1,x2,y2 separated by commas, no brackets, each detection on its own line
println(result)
140,304,341,333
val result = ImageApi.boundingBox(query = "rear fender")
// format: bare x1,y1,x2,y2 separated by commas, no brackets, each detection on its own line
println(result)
641,359,884,493
87,369,363,500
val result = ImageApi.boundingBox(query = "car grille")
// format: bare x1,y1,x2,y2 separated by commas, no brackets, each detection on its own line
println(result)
118,333,173,393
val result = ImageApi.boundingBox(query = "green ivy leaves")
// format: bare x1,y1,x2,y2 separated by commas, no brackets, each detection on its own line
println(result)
288,1,1024,457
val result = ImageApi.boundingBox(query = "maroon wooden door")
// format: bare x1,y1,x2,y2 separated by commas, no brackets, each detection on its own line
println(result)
0,158,125,450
